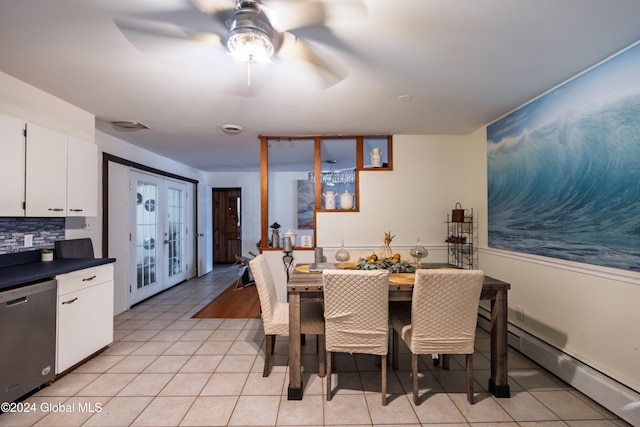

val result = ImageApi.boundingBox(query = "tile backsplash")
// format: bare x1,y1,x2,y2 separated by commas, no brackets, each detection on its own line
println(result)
0,217,65,254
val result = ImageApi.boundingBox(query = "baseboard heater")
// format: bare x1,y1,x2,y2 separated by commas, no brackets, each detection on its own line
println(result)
477,308,639,426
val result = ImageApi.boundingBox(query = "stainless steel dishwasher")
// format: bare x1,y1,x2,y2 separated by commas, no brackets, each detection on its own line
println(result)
1,279,56,404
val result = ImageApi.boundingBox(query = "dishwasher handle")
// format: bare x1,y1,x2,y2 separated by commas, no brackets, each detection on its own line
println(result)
6,296,28,307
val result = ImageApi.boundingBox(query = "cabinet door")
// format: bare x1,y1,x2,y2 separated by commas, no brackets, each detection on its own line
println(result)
56,280,114,373
0,113,25,216
25,123,67,216
67,137,98,216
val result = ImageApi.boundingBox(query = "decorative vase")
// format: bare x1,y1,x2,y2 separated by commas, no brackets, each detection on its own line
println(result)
377,245,393,260
340,190,354,210
323,191,336,209
334,239,351,268
271,229,280,248
370,147,382,168
410,238,429,266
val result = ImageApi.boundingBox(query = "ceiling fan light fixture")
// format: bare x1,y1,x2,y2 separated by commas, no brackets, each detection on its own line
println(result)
225,7,276,64
227,30,274,63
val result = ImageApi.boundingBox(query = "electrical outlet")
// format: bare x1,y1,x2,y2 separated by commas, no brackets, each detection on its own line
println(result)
515,305,525,321
24,234,33,247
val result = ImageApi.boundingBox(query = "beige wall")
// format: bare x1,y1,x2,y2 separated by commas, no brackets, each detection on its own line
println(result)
317,134,470,249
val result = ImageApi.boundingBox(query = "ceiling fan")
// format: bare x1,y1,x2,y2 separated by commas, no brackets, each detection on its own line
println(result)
116,0,363,88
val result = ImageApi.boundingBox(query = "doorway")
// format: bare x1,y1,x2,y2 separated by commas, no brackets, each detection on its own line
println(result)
212,188,241,264
129,171,189,305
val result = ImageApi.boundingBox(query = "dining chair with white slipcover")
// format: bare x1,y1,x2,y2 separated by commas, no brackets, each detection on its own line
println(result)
390,268,484,404
249,255,325,377
322,269,390,405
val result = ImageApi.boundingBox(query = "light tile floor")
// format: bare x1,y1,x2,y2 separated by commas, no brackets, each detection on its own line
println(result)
1,265,631,426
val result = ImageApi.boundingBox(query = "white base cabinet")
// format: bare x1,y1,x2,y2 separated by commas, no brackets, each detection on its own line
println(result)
56,264,114,374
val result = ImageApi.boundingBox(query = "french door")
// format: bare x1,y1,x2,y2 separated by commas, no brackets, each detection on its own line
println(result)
164,179,188,288
130,171,188,305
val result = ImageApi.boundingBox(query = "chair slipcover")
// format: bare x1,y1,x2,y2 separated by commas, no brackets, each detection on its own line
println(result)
390,268,484,404
249,255,325,376
322,269,389,404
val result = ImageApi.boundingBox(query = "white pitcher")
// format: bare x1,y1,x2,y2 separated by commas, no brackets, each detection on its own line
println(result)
322,191,336,209
370,147,382,167
340,190,354,210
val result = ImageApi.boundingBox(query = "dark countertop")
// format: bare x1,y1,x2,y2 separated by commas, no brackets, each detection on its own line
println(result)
0,258,116,292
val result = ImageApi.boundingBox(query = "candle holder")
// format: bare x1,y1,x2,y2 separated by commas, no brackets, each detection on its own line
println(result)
282,237,294,282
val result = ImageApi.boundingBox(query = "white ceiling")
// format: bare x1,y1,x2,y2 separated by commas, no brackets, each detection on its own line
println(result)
1,0,640,171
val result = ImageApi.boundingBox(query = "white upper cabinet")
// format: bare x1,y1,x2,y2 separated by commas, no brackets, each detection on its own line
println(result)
0,113,25,216
0,115,98,218
25,123,67,216
67,136,98,217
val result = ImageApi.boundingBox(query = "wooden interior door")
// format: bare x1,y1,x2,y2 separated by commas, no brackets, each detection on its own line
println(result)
213,188,241,264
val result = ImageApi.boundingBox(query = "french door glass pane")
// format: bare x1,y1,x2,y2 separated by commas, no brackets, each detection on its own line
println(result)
167,187,183,277
137,182,157,288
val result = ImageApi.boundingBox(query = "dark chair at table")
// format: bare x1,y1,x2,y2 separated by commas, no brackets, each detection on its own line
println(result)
54,238,95,259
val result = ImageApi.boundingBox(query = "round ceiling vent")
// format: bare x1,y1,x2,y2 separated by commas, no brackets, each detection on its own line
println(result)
221,124,243,135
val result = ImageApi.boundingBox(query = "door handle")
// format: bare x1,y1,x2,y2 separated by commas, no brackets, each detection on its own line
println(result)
62,297,78,305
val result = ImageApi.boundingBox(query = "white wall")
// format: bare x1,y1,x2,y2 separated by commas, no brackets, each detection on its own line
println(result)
0,72,94,142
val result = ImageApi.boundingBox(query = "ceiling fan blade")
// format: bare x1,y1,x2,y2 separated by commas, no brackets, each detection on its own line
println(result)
115,16,223,53
261,1,327,32
263,0,367,32
278,33,348,88
190,0,235,23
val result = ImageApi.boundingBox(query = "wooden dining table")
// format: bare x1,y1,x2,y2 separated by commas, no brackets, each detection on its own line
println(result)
286,262,511,400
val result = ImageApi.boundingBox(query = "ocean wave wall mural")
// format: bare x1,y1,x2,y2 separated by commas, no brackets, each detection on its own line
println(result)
487,42,640,271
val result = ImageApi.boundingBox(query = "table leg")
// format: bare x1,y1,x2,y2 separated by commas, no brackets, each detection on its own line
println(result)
288,292,303,400
489,289,511,398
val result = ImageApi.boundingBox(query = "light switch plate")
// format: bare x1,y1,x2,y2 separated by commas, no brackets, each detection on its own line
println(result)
24,234,33,247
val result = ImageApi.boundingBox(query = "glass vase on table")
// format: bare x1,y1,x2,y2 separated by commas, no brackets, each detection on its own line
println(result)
334,240,351,268
410,238,428,267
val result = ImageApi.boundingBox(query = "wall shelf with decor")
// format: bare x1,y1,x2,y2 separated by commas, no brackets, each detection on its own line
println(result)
259,134,392,251
361,136,392,170
445,208,474,268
